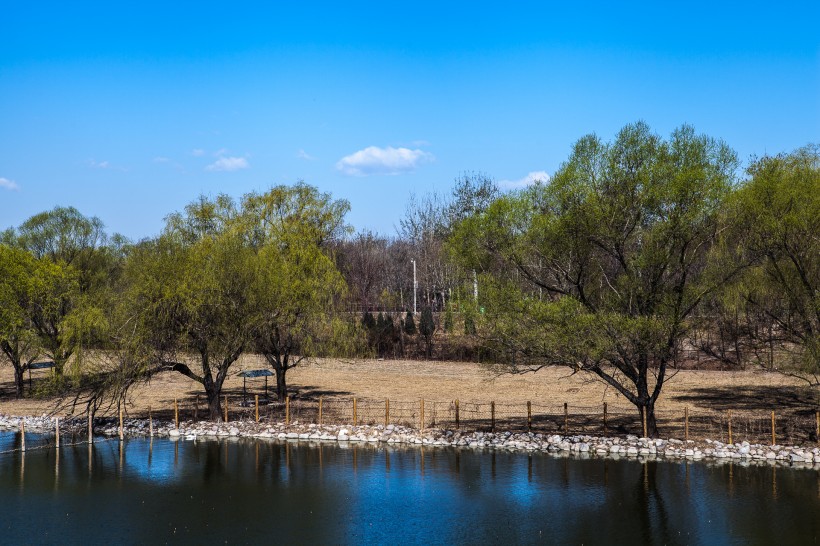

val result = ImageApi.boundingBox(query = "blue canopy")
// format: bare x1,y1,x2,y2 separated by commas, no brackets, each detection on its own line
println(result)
238,369,274,378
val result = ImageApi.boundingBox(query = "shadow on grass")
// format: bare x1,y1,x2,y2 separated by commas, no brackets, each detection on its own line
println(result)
672,386,819,414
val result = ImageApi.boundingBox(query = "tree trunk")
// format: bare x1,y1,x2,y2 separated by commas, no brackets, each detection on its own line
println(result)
203,377,223,422
276,366,288,401
13,364,25,399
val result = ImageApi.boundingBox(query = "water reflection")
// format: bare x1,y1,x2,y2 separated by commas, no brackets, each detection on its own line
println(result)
1,434,820,544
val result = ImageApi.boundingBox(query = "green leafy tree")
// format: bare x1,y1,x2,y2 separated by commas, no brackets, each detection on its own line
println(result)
0,245,41,396
729,145,820,378
451,122,739,436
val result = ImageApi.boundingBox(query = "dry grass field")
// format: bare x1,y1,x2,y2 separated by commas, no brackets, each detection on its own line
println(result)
1,355,817,419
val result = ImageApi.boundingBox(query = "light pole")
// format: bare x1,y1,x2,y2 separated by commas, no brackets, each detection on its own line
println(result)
411,259,417,315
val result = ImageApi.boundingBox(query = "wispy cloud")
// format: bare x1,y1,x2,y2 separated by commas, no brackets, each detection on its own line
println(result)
0,177,20,191
297,149,316,161
153,156,171,163
86,159,127,171
499,171,550,190
205,156,250,172
191,149,205,157
336,146,434,176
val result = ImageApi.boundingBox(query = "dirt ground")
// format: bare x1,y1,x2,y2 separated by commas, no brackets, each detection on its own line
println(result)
1,355,817,418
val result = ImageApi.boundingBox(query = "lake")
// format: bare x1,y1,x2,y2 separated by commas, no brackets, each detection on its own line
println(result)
1,432,819,544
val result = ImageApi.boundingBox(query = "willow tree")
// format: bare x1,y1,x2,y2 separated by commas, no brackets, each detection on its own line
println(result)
0,245,41,396
118,184,356,419
120,198,254,421
730,146,820,379
451,122,739,436
241,184,356,400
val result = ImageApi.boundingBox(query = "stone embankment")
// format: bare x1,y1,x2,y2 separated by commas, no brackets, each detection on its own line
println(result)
2,413,818,468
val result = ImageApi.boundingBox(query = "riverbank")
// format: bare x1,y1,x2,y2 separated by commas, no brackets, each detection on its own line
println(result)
3,413,819,469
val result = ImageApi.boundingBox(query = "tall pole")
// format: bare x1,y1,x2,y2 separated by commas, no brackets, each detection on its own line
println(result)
473,270,478,301
411,259,417,315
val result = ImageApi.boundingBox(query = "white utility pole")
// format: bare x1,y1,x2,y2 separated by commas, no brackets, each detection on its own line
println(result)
411,259,417,315
473,269,478,301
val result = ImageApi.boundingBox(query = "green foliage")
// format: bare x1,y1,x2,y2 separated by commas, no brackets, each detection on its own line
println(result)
419,307,435,358
451,122,738,434
728,146,820,374
443,306,454,333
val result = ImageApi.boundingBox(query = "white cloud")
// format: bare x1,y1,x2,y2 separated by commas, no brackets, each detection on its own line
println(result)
499,171,550,190
297,149,316,161
88,159,110,169
336,146,434,176
191,149,205,157
153,156,171,163
205,156,250,172
0,177,20,191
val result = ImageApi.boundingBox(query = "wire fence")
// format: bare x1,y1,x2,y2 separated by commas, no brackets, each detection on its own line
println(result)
4,396,819,453
159,394,820,447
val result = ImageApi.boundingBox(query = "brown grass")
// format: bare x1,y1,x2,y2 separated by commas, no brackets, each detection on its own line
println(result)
1,355,817,419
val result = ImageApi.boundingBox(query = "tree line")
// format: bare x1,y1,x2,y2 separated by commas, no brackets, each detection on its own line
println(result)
1,122,817,434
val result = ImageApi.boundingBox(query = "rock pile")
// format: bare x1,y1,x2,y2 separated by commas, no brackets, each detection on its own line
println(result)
2,413,818,467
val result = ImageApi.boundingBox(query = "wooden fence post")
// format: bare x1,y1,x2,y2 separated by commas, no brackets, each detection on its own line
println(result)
455,400,460,430
527,401,532,432
385,399,390,427
87,412,93,444
119,407,124,440
174,398,179,429
353,398,357,425
684,407,689,441
318,396,323,425
491,401,496,432
286,396,291,425
149,406,153,437
224,395,228,423
55,417,60,449
255,395,259,423
727,410,733,445
816,411,819,445
641,407,647,438
20,419,26,452
564,402,568,434
421,399,425,430
603,402,608,436
194,395,199,422
771,410,776,446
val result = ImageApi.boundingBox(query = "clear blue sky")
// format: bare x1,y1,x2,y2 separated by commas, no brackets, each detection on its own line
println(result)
2,1,818,240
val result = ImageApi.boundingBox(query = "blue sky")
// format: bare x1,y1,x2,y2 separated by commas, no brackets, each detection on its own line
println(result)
1,2,818,240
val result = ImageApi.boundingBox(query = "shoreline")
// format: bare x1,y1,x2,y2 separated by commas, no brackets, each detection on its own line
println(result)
3,413,819,469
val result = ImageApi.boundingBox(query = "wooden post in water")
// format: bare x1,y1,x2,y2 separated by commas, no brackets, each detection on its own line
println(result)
455,400,460,430
684,407,689,441
20,419,26,452
728,410,733,445
603,402,608,436
352,398,357,425
87,412,94,444
148,406,153,437
224,395,229,423
286,396,291,425
564,402,568,434
55,417,60,449
771,410,776,446
491,401,496,432
318,396,323,425
119,407,124,441
174,398,179,429
527,401,532,432
255,395,259,423
385,399,390,427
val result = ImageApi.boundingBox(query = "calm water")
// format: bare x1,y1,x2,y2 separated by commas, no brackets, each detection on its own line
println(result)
1,432,819,545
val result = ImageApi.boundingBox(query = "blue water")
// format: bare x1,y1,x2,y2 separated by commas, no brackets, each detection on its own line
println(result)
1,432,819,544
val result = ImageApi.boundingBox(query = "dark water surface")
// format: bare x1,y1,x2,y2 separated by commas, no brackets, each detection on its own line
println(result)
1,432,819,545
